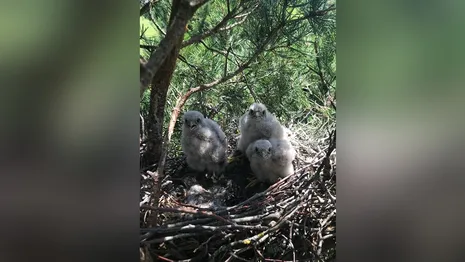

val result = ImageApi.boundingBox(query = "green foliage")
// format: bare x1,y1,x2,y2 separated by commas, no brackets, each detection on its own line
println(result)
140,0,336,149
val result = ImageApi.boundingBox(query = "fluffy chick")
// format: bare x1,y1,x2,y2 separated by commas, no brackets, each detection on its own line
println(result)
246,138,296,183
181,111,228,174
237,103,284,153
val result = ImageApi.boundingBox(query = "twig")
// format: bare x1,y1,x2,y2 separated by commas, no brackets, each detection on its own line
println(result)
155,254,174,262
181,1,257,48
143,232,204,244
140,205,237,225
141,223,268,234
140,113,146,141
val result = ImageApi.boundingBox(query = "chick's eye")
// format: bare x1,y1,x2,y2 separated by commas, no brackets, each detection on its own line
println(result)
196,118,201,123
249,109,254,114
184,119,188,124
255,147,259,152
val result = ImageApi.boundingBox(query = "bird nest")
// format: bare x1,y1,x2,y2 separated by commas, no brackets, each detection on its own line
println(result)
140,122,336,262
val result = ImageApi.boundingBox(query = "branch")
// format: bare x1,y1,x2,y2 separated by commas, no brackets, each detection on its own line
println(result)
140,113,146,140
178,54,207,77
313,130,336,182
182,13,233,48
310,36,336,111
289,5,336,24
186,48,260,94
140,0,210,96
140,44,156,51
152,20,167,36
181,2,257,48
142,44,208,78
140,26,149,40
141,223,268,235
140,2,150,17
241,73,259,101
141,205,237,225
141,17,189,87
143,232,204,244
140,0,160,17
217,14,249,31
198,40,241,67
223,46,233,77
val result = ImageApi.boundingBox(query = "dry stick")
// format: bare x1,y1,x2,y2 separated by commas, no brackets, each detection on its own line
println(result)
224,246,254,262
193,233,221,253
228,250,253,262
312,130,336,183
225,209,260,219
270,130,335,259
231,212,280,223
318,209,336,235
218,202,303,257
141,205,236,225
254,247,266,261
317,231,324,256
141,223,268,235
151,217,215,231
264,259,296,262
322,233,335,240
144,232,202,244
223,171,295,213
140,207,220,242
155,254,174,262
290,221,296,262
294,163,313,174
326,184,336,202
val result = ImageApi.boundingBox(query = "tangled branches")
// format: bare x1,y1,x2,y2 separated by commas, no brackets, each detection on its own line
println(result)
140,124,336,262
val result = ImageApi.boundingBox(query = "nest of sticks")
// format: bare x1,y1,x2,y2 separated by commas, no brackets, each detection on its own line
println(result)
140,122,336,262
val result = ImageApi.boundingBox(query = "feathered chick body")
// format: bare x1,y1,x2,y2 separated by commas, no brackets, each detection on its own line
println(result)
181,111,228,173
237,103,284,153
246,138,296,183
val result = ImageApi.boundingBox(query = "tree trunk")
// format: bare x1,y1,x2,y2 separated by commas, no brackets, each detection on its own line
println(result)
142,0,183,167
141,0,208,167
142,42,183,166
